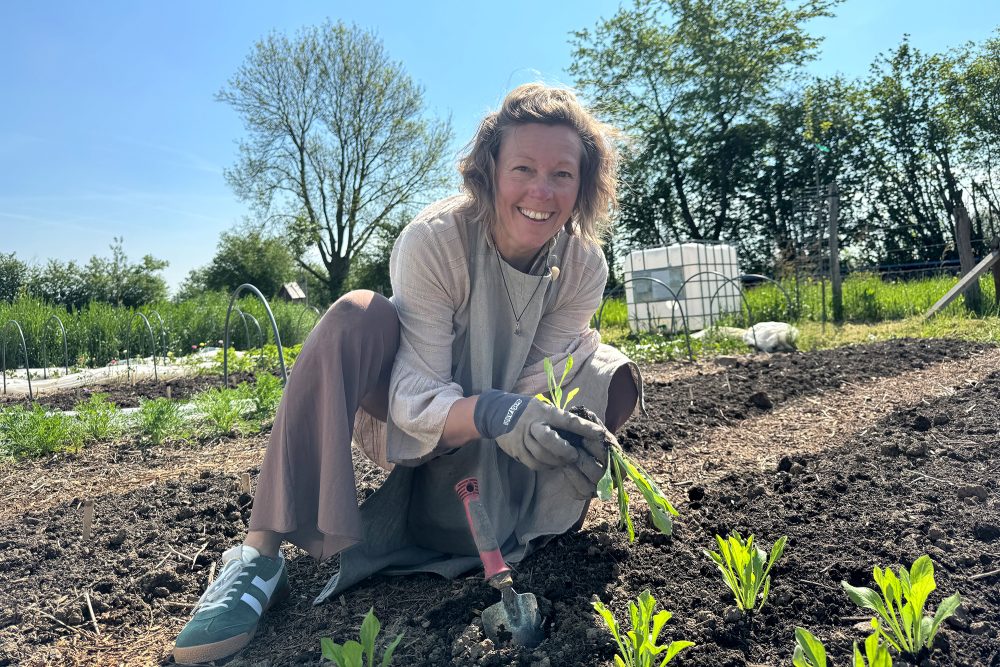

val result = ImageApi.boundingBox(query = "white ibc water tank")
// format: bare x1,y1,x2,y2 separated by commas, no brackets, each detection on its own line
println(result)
621,243,741,332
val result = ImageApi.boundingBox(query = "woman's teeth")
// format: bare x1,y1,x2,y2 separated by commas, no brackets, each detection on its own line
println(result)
518,207,552,221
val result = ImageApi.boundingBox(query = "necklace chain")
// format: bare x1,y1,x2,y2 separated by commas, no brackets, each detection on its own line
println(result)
492,236,548,336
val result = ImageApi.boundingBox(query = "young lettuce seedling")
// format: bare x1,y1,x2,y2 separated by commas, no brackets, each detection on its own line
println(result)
841,554,960,656
320,607,403,667
704,532,787,612
536,355,679,541
793,628,893,667
592,590,694,667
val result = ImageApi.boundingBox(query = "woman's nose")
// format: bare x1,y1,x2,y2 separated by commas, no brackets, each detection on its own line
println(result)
528,177,554,199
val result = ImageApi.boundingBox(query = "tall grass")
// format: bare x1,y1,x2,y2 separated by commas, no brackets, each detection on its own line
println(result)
0,292,322,370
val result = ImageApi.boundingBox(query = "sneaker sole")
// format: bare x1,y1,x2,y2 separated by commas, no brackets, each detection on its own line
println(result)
173,581,289,665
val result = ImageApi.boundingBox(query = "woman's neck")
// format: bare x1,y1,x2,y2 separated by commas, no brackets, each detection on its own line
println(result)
492,231,548,274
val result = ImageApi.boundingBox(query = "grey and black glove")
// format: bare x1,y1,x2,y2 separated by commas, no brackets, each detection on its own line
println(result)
473,390,605,472
558,417,613,499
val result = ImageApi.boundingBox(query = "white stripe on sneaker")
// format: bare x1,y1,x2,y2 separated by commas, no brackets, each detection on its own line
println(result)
252,569,283,599
241,592,263,616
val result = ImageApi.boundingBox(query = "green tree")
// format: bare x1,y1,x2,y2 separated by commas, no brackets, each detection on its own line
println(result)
0,252,28,303
571,0,839,257
26,259,90,309
83,238,168,307
202,228,296,298
219,20,453,299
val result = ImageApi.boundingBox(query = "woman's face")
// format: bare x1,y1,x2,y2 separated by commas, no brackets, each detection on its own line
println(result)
493,123,582,269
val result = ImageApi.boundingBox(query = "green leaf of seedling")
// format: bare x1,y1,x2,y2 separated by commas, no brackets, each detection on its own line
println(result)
342,640,364,667
360,608,379,666
543,357,556,402
563,387,580,409
381,632,404,667
596,464,615,501
321,637,342,663
927,591,961,648
793,627,827,667
660,640,695,665
534,393,553,405
560,354,573,389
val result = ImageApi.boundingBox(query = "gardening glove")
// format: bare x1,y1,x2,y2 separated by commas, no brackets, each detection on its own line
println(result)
560,421,614,499
473,390,606,471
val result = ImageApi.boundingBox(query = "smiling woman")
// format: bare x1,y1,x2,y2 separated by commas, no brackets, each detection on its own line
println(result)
172,83,641,665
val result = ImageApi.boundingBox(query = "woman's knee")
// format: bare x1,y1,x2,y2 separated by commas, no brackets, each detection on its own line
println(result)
605,364,639,433
318,290,399,347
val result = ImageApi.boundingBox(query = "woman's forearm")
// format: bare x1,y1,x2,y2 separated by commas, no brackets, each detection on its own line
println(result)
439,395,481,448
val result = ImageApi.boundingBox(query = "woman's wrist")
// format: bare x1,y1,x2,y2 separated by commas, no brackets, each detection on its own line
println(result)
439,395,481,448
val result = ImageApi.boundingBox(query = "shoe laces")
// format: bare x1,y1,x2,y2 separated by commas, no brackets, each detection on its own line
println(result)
192,545,258,615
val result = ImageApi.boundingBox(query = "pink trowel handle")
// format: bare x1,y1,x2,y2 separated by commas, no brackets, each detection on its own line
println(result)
455,477,511,582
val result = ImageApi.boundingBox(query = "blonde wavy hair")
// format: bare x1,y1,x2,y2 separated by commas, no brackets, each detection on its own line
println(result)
458,83,620,247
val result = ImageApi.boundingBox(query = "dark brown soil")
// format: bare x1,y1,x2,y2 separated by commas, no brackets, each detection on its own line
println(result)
0,372,259,412
1,338,998,666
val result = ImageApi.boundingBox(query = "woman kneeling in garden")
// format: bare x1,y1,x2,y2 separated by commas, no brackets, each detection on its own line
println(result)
172,82,642,665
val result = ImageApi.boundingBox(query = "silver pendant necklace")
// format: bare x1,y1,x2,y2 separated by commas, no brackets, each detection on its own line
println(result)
492,235,548,336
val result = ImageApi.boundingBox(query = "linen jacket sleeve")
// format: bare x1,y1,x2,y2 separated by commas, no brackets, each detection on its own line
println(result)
516,238,608,396
385,215,468,466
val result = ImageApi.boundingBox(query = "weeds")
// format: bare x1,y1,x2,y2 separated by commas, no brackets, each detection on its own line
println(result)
592,590,694,667
321,607,403,667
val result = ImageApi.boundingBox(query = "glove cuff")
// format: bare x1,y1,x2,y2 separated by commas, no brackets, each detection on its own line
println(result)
474,389,529,439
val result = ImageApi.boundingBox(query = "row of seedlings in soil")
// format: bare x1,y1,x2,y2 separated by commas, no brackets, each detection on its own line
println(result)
0,373,284,459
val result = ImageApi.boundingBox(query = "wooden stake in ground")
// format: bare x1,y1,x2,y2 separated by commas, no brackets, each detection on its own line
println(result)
240,472,252,494
82,499,94,541
954,191,983,313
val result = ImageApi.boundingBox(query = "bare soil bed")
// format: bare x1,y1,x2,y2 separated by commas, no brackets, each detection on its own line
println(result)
1,338,999,666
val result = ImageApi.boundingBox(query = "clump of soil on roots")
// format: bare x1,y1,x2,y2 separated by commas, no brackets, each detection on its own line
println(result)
1,338,998,666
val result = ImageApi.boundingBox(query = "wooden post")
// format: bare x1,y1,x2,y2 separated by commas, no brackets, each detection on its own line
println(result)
953,191,982,314
992,236,1000,310
828,182,843,322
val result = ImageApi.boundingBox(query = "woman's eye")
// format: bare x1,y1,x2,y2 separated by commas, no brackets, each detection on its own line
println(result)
513,165,530,173
557,171,574,179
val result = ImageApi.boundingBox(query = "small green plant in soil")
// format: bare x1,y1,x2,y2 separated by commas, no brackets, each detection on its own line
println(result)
0,403,82,457
235,373,283,422
321,607,403,667
536,355,679,541
592,589,694,667
133,397,185,447
793,628,893,667
704,532,787,612
194,387,246,437
841,554,960,656
73,392,122,442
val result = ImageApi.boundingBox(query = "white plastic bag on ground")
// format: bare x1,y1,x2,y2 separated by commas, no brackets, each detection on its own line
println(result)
743,322,799,352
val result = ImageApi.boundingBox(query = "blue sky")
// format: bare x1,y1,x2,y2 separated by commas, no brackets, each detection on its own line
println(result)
2,1,997,294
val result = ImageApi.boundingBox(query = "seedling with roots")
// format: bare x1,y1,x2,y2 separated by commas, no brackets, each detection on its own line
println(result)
537,355,679,541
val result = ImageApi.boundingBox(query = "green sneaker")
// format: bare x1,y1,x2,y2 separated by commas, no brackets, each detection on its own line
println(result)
173,545,289,665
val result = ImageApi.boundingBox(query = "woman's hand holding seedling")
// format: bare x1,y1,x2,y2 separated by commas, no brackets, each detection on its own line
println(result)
536,355,680,538
474,387,605,471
